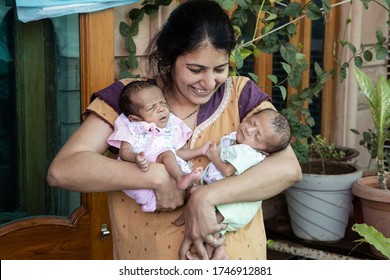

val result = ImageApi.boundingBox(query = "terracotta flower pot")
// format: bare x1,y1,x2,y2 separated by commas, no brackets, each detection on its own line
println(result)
351,176,390,257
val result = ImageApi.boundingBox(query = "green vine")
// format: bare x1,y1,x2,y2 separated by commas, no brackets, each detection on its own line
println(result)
119,0,174,79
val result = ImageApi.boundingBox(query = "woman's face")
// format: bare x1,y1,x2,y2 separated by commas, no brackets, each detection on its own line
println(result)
171,44,229,105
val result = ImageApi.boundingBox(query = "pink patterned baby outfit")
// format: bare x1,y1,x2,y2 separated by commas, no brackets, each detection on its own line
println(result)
107,113,192,212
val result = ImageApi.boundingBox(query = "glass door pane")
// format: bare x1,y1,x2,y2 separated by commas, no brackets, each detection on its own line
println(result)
0,2,81,225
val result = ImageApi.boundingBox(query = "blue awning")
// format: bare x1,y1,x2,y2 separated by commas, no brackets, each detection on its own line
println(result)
15,0,138,23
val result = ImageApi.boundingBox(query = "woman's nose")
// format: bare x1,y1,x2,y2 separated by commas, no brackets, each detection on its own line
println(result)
200,72,216,89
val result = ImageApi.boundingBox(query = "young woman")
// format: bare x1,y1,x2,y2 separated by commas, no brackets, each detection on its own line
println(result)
47,0,302,260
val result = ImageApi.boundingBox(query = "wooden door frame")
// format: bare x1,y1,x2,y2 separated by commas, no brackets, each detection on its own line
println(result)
80,8,115,260
0,8,114,260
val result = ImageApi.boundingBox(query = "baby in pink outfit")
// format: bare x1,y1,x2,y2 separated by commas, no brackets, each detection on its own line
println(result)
107,81,206,212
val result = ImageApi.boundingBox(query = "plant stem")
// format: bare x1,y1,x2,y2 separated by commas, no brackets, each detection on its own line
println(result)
377,159,388,190
252,0,266,42
243,0,351,49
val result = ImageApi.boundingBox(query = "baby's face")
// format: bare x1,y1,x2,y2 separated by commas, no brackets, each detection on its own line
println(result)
133,87,170,128
236,112,278,153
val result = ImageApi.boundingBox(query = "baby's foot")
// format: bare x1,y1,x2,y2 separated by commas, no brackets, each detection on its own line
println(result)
211,246,229,260
177,167,203,190
186,251,200,260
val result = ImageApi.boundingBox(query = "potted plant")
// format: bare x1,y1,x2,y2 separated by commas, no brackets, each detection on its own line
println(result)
285,135,363,242
350,66,390,257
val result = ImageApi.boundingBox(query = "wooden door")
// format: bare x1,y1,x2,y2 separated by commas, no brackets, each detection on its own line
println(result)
0,8,114,260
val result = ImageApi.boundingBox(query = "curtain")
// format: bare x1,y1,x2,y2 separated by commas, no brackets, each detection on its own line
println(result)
15,0,138,22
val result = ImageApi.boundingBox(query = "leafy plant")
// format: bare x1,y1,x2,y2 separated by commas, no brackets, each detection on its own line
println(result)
351,128,378,170
352,66,390,190
352,223,390,259
309,134,346,160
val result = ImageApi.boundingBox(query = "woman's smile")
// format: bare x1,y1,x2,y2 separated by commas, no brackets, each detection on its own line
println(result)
190,85,213,97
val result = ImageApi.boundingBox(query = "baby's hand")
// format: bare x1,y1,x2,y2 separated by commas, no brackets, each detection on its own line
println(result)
136,152,149,172
206,142,220,161
199,141,213,156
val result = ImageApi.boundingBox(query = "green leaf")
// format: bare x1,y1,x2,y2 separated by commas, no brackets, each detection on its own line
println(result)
284,2,302,19
268,74,278,84
352,66,378,126
281,62,291,74
128,54,138,69
264,13,277,21
279,85,287,100
377,75,390,133
129,8,144,22
360,0,370,9
354,56,363,68
291,141,310,163
352,223,390,259
120,58,129,70
119,22,130,36
234,50,244,69
248,72,259,83
119,70,132,79
306,3,322,21
125,36,136,53
322,0,331,13
264,22,275,34
286,24,297,37
363,50,373,62
347,42,357,55
231,8,248,27
376,29,386,44
339,66,347,82
237,0,252,9
295,53,306,65
216,0,236,11
280,43,298,64
144,4,159,15
375,45,388,60
288,68,303,88
350,128,360,135
253,47,261,57
239,47,253,60
129,22,139,36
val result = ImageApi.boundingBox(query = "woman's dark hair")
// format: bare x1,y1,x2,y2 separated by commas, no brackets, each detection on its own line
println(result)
119,80,158,116
146,0,236,89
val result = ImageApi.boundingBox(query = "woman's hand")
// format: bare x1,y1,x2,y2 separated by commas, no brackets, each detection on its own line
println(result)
152,163,186,211
177,186,227,259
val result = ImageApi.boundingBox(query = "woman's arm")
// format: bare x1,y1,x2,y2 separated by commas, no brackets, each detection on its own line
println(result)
47,113,184,210
179,145,301,259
